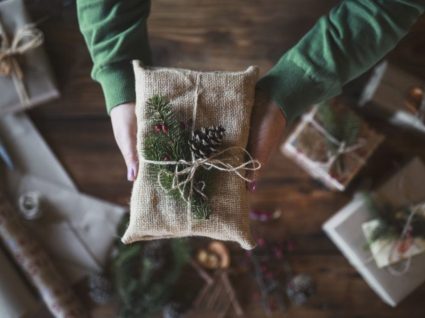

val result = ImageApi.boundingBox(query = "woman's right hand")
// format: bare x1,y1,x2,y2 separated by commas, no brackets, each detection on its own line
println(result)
110,103,138,181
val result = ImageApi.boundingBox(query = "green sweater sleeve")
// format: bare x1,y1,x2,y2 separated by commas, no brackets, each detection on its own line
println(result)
77,0,152,114
258,0,425,123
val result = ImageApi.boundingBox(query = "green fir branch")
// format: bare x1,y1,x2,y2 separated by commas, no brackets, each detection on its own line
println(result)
143,94,214,219
361,193,425,247
317,101,362,173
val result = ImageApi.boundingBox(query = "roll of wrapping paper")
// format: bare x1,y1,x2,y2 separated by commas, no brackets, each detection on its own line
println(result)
0,244,39,318
0,192,87,318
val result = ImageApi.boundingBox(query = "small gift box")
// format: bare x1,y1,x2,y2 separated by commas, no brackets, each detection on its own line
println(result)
0,0,59,115
282,100,384,191
323,158,425,306
122,62,260,249
359,61,425,134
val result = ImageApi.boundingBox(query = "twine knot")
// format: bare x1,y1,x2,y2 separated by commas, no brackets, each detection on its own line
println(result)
303,110,365,172
143,146,261,204
0,21,44,105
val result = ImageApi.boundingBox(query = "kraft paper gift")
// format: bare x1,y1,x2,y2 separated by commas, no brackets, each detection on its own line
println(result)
0,113,74,188
0,113,127,283
0,0,59,115
122,62,259,249
323,158,425,306
7,173,127,283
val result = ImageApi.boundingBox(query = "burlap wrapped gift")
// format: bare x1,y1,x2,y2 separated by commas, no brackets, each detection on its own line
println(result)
121,62,259,249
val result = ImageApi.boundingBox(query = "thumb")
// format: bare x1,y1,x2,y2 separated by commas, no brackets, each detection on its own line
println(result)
246,95,286,190
110,103,139,182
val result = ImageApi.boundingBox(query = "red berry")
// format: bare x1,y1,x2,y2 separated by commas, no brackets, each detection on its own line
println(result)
154,124,163,133
257,238,265,247
287,240,296,251
162,125,169,134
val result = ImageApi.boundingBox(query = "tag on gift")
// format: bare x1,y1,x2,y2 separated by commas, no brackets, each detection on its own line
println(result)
362,219,425,268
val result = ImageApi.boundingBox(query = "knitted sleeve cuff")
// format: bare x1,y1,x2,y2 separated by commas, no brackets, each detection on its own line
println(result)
257,58,337,123
95,62,137,114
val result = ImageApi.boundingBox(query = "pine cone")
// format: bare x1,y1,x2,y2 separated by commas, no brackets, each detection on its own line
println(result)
188,125,226,159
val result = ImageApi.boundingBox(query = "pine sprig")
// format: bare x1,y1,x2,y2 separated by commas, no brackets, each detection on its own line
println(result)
317,101,362,173
145,95,189,161
112,217,190,318
362,193,425,246
143,95,216,219
317,101,361,149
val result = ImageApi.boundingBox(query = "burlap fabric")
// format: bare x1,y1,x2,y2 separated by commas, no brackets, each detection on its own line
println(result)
121,61,259,249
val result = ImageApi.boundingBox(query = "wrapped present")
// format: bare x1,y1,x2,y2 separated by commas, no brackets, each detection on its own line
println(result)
7,173,127,283
122,62,260,249
359,61,425,134
0,0,59,115
323,158,425,306
282,100,384,191
0,113,127,283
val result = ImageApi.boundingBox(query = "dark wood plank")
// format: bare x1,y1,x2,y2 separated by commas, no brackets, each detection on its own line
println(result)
18,1,425,317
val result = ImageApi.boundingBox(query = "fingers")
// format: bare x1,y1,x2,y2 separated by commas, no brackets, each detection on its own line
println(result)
246,89,287,190
110,103,139,181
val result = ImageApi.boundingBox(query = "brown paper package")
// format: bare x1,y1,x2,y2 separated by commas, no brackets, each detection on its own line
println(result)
0,0,59,115
122,62,259,249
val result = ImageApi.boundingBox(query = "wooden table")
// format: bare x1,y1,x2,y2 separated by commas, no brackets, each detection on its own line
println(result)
25,1,425,317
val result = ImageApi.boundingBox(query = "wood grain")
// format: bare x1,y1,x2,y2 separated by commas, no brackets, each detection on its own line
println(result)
21,1,425,317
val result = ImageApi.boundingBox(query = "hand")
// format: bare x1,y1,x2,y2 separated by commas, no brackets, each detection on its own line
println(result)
246,87,287,190
110,103,138,181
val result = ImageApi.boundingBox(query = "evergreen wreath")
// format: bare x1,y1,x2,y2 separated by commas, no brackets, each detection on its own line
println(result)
143,95,226,219
112,217,190,318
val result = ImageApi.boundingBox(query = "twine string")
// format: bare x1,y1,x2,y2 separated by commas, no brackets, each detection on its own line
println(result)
143,146,261,203
140,73,261,221
364,171,425,276
0,20,44,105
303,111,366,173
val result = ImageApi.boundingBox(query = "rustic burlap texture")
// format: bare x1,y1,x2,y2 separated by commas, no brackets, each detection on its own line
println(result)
121,61,259,249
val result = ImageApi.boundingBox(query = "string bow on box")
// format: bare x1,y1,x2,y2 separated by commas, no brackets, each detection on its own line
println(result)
0,20,44,105
364,193,425,276
301,102,366,175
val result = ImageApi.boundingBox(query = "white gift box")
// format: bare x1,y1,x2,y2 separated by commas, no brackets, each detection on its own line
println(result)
323,158,425,306
0,113,127,283
282,104,384,191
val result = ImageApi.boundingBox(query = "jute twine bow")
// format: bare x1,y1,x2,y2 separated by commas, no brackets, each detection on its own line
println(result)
140,73,261,223
303,111,366,173
0,20,44,106
363,172,425,276
385,172,425,276
143,146,261,203
385,203,424,276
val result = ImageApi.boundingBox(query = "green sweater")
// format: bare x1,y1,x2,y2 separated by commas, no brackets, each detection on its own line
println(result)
77,0,425,122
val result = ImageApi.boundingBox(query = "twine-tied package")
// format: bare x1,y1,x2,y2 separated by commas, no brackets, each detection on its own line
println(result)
121,61,260,249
